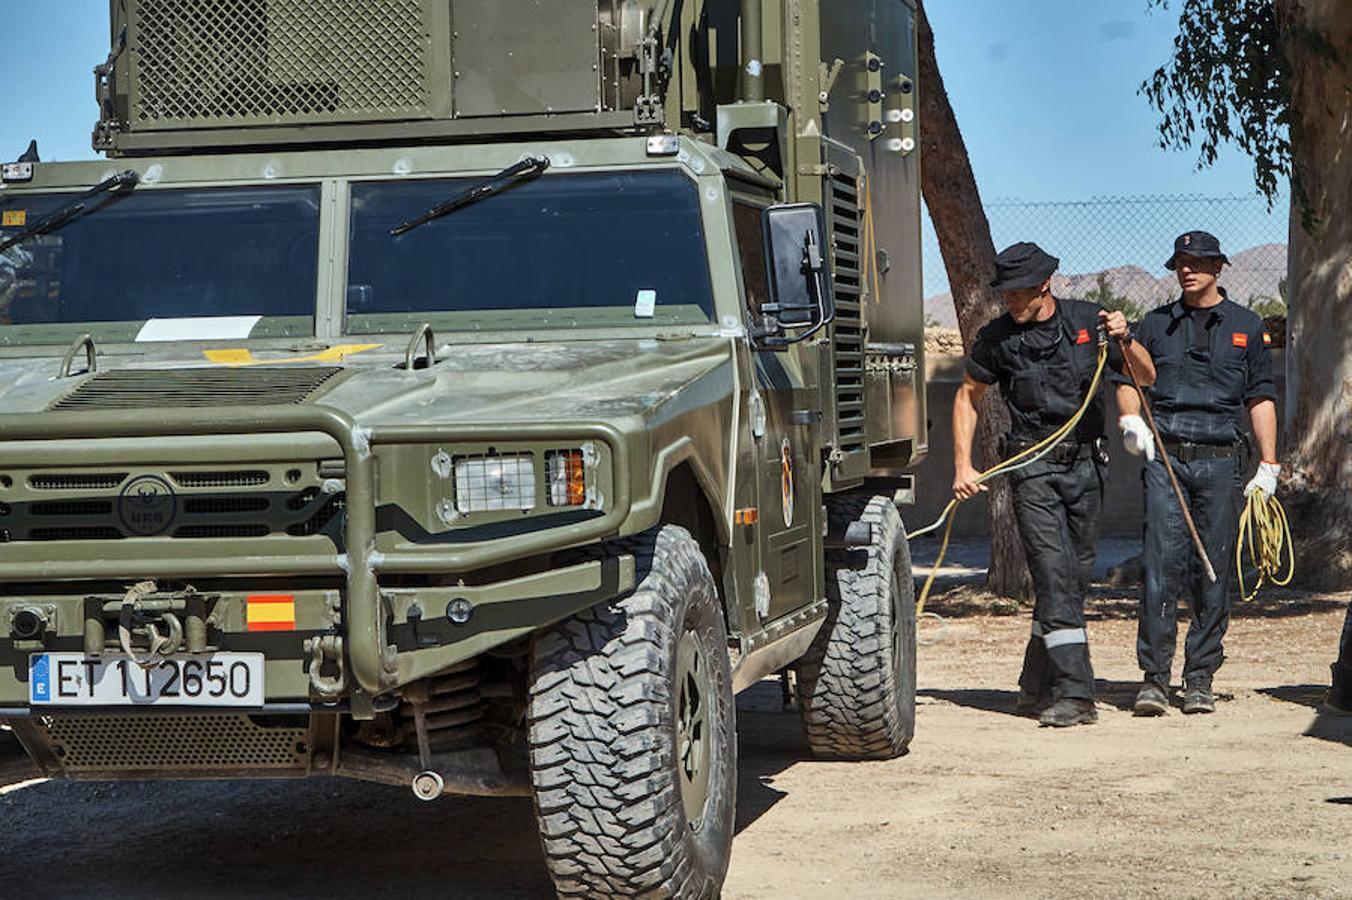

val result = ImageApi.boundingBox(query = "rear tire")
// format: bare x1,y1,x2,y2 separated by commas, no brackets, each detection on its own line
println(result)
528,525,736,898
797,493,917,759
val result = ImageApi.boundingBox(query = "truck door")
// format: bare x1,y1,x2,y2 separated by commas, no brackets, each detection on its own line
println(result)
731,201,822,624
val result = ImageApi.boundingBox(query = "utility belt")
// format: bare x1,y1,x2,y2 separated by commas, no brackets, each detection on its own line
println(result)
1159,438,1243,463
1000,434,1104,465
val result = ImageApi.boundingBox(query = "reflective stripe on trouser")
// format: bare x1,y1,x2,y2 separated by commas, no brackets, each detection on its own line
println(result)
1012,456,1102,702
1339,603,1352,670
1138,454,1240,680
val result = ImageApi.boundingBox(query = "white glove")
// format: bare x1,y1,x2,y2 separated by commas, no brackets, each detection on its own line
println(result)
1245,461,1281,500
1119,415,1155,462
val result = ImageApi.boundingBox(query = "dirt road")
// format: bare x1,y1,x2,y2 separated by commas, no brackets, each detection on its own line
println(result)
3,591,1350,899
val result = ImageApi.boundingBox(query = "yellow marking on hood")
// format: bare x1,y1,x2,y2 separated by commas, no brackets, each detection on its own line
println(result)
203,344,383,366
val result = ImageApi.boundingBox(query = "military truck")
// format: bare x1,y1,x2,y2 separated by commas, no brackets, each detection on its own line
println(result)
0,1,926,895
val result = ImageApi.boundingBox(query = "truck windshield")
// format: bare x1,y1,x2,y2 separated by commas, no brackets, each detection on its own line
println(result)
345,170,715,332
0,185,319,345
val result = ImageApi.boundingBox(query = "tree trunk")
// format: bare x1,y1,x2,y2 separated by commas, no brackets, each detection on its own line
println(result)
1275,0,1352,588
916,1,1031,598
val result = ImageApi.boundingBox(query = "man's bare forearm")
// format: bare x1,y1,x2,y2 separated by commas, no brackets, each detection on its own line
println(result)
1121,339,1156,386
952,379,984,469
1116,382,1143,419
1248,398,1278,461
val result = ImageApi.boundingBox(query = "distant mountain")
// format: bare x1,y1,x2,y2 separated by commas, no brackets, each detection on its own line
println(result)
923,242,1287,326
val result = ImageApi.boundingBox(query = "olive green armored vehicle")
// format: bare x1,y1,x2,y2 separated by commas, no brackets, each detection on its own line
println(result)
0,1,926,894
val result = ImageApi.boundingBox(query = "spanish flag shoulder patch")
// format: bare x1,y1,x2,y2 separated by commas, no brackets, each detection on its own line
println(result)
1232,332,1249,348
1075,328,1091,345
1262,332,1272,345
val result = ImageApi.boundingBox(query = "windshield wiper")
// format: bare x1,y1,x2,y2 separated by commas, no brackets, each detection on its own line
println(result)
390,156,550,237
0,169,139,255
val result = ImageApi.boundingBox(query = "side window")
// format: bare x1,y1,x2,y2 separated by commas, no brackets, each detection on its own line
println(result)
732,202,769,316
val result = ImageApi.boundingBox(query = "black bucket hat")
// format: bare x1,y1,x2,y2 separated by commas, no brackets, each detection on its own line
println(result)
1165,230,1228,270
990,242,1059,292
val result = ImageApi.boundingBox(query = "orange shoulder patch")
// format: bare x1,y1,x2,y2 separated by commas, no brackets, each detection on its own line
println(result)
1232,332,1249,348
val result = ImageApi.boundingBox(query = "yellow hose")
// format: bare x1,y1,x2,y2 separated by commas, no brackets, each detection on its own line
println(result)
910,342,1109,615
1236,489,1294,602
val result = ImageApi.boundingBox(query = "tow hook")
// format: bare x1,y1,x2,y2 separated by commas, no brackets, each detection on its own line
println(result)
117,581,183,669
403,681,445,801
304,634,347,696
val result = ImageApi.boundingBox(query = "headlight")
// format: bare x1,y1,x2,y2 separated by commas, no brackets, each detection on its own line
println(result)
453,453,535,513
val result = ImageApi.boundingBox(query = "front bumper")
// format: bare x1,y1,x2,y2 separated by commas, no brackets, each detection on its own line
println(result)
0,406,633,696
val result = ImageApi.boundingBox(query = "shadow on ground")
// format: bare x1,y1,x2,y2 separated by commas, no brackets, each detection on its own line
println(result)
919,675,1243,713
1256,684,1352,747
921,678,1166,718
920,582,1349,623
733,678,813,834
0,684,810,899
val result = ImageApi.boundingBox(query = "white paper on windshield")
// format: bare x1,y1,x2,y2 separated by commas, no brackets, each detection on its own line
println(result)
634,289,657,318
135,315,262,342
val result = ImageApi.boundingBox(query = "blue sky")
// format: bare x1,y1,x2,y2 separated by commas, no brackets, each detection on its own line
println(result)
924,0,1270,201
0,2,1287,296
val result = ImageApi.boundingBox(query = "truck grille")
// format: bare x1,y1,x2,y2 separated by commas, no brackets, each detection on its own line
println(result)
0,467,344,543
128,0,434,127
51,367,343,410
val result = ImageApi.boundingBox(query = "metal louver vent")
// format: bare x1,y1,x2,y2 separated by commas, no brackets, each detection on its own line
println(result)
29,473,128,491
129,0,433,127
51,367,343,410
828,173,867,454
171,470,270,488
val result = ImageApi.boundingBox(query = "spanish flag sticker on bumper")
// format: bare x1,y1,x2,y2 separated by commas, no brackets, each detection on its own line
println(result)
247,594,296,632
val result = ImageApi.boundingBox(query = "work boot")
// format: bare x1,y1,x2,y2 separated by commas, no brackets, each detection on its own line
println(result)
1327,662,1352,716
1134,677,1169,716
1014,687,1050,718
1182,673,1215,714
1038,698,1097,728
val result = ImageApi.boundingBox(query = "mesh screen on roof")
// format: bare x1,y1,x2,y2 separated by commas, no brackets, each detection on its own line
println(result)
128,0,434,127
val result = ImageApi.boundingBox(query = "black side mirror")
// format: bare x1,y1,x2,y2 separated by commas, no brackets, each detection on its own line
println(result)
755,202,834,348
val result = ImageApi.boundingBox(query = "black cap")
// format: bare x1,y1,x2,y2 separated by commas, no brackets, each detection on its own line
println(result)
1165,231,1228,270
990,242,1059,292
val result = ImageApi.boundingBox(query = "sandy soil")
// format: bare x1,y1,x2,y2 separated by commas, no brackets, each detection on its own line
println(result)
2,590,1349,899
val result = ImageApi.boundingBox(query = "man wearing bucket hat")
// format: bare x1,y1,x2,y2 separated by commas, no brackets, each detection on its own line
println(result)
1114,230,1278,716
953,242,1155,727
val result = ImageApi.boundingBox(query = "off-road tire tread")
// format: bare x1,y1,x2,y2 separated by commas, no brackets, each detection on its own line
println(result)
529,525,734,899
797,493,916,760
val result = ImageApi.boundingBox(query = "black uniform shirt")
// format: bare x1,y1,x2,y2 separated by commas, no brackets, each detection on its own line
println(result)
966,298,1121,444
1112,293,1276,445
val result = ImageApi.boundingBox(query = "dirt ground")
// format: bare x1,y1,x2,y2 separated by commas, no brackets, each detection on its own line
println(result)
2,588,1350,899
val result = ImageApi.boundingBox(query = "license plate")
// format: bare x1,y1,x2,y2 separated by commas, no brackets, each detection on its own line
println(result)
28,653,265,707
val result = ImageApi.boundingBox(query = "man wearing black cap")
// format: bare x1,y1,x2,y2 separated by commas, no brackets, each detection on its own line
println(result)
1115,231,1279,716
953,242,1155,727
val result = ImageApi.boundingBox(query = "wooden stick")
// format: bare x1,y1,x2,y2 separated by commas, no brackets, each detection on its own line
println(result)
1117,337,1218,583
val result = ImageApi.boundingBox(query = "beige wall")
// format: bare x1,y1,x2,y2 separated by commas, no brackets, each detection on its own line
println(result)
906,351,1286,538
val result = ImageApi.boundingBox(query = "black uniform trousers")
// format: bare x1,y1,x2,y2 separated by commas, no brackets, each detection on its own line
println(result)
1011,455,1103,702
1138,454,1241,681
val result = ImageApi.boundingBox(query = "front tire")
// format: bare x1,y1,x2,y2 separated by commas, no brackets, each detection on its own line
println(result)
797,493,917,759
528,525,736,898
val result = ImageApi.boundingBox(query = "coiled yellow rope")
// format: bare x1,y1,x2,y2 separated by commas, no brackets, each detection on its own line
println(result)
909,342,1110,615
1236,490,1294,602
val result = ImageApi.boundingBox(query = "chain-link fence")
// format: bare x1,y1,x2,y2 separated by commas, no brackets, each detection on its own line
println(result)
922,193,1290,329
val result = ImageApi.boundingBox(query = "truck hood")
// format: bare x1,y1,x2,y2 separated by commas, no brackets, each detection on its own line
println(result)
0,337,735,430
